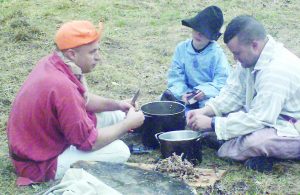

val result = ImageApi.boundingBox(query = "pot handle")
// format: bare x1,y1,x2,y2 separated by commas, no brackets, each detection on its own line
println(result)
154,132,163,144
196,131,214,142
144,114,152,118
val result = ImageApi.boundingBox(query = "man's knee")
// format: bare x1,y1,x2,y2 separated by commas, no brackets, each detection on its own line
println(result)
217,129,280,161
237,129,278,150
96,111,126,128
98,140,130,163
113,140,131,162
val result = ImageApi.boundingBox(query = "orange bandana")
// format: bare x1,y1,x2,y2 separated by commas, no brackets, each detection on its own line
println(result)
55,20,104,50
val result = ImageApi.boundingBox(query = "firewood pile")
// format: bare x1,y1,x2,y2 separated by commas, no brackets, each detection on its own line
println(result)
155,153,204,183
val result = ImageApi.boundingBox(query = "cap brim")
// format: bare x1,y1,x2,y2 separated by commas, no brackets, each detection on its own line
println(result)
182,17,206,36
181,17,219,40
181,18,197,30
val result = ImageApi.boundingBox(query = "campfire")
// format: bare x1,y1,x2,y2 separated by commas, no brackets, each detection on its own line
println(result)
155,153,205,183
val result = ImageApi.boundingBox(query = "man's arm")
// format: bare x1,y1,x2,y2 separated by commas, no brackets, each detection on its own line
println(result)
86,93,132,113
187,105,216,118
205,64,246,116
190,67,290,141
92,107,144,150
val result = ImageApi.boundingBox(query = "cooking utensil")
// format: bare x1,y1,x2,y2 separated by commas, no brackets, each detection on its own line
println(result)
130,89,140,106
155,130,203,164
139,101,186,148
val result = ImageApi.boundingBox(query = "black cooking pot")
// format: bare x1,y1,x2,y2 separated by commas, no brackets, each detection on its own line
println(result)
155,130,202,165
140,101,186,148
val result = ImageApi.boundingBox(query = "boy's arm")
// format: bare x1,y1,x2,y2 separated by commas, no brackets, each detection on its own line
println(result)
167,46,192,99
194,50,230,98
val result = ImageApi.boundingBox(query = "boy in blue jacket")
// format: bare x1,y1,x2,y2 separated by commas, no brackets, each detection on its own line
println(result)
162,6,230,111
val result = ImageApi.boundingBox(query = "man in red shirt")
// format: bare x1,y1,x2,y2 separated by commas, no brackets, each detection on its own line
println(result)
7,20,145,185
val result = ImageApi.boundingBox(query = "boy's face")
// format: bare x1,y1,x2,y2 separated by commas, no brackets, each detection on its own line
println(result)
192,30,210,49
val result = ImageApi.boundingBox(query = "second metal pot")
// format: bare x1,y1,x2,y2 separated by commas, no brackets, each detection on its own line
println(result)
155,130,203,165
140,101,186,148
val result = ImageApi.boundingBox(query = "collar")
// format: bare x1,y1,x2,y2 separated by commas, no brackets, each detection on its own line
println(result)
191,40,211,53
186,39,215,55
254,35,282,71
55,51,89,98
56,50,83,80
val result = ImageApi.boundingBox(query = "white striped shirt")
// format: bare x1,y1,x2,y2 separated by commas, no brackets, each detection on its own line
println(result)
207,35,300,140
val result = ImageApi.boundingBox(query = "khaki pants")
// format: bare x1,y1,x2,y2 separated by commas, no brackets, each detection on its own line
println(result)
217,128,300,161
56,111,129,179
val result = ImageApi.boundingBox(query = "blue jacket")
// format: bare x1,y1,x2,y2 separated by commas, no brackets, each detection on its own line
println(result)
167,39,230,107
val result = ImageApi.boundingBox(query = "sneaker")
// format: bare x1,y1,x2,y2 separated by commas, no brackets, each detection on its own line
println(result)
244,156,274,173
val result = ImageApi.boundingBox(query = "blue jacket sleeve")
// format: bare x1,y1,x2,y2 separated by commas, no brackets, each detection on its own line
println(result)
167,46,192,99
194,50,230,98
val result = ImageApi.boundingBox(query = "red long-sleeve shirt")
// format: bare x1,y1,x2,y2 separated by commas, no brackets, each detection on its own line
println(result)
7,52,98,183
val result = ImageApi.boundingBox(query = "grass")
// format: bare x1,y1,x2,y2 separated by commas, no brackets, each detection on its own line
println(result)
0,0,300,194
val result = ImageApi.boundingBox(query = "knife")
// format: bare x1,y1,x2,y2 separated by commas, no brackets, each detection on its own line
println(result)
131,89,140,106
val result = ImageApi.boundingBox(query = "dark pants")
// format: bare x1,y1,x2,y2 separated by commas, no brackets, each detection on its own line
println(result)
160,89,199,113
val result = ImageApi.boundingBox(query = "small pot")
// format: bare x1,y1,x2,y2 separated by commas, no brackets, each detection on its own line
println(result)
140,101,186,148
155,130,203,165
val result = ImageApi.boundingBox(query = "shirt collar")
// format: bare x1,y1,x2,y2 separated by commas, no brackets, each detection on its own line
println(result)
56,50,83,80
187,39,214,54
254,35,282,71
55,51,89,102
191,40,212,53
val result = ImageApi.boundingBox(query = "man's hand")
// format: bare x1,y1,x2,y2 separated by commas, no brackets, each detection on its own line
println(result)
118,99,134,113
186,108,207,116
124,107,145,130
187,110,212,131
93,107,144,150
187,106,216,117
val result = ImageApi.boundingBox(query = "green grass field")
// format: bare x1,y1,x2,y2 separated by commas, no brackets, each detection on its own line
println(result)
0,0,300,194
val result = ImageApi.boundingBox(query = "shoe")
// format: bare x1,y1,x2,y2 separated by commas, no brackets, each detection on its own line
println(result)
129,144,154,154
160,90,178,102
244,156,274,173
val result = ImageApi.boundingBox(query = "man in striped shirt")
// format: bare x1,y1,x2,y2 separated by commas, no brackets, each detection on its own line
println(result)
187,15,300,172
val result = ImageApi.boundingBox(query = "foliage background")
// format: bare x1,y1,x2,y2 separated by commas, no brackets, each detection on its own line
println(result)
0,0,299,194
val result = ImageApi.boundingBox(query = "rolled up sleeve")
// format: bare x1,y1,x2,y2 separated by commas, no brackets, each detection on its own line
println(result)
56,84,99,151
75,125,98,151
